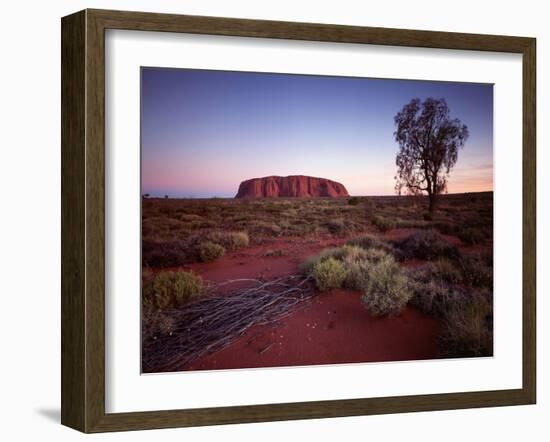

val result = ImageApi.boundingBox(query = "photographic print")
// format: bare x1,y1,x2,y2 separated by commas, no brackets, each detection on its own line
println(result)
140,68,494,374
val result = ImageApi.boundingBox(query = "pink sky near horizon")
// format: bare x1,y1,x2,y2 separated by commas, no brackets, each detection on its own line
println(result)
141,155,493,197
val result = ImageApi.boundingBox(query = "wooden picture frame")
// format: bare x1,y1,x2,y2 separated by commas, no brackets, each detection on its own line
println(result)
61,8,536,433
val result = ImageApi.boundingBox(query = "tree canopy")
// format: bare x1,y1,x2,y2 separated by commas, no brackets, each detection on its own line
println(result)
394,97,469,212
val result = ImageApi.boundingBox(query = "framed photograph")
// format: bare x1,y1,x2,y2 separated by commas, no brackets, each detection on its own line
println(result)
61,9,536,433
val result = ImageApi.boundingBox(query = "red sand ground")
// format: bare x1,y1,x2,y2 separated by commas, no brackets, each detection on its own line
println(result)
187,237,342,285
163,231,449,371
186,289,439,371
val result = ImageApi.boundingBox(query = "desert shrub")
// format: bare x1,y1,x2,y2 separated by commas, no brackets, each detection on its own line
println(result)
409,279,447,317
460,253,493,289
198,241,225,262
429,258,463,284
341,246,382,291
348,197,360,206
361,254,411,316
458,227,488,245
142,270,203,311
343,256,370,291
278,220,292,230
346,234,393,254
303,246,396,295
408,275,461,318
207,231,249,250
407,265,493,357
395,230,459,261
371,215,397,232
407,259,464,318
142,310,179,341
434,221,456,235
312,257,348,291
299,247,349,275
263,249,284,257
299,256,322,275
142,240,189,268
423,212,433,221
199,220,218,229
252,221,282,235
326,219,346,235
439,293,493,358
179,213,203,222
226,231,250,249
395,219,430,229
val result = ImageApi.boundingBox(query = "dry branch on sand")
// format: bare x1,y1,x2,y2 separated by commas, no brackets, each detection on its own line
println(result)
142,275,315,372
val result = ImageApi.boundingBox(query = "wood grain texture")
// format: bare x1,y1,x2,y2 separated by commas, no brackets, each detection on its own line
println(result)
522,38,536,403
60,8,537,433
85,9,107,432
89,8,532,53
61,10,86,431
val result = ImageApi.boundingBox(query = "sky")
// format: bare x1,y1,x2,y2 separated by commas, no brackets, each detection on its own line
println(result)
141,67,493,197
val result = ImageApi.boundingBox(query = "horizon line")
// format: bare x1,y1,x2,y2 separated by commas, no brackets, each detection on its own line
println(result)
142,190,494,199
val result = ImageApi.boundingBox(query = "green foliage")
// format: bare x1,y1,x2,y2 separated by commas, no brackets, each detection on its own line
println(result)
360,254,412,316
225,231,250,249
346,234,393,253
409,277,459,318
371,215,397,232
142,239,190,268
459,253,493,289
394,98,469,211
429,258,463,284
342,247,372,291
208,231,249,250
142,270,203,311
326,219,346,235
198,241,225,262
348,197,360,206
439,293,493,358
408,265,493,357
299,247,349,275
395,229,459,261
303,246,411,315
312,257,348,291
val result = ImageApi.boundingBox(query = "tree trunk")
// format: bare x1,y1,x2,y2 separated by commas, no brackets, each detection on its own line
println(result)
428,192,436,213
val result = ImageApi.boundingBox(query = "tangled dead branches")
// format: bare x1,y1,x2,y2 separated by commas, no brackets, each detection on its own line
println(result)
142,275,315,372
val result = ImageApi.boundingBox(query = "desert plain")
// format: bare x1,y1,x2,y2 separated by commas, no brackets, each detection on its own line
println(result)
141,186,493,373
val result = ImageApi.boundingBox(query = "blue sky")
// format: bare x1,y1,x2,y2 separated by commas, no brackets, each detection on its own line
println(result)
141,67,493,197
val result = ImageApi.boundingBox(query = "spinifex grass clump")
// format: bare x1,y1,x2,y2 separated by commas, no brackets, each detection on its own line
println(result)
312,257,348,291
142,239,190,268
142,230,249,268
360,253,411,316
438,293,493,357
459,252,493,289
346,234,394,254
198,241,225,262
326,219,346,235
394,229,459,261
457,226,489,245
407,258,493,358
371,215,397,232
142,270,204,312
302,245,411,316
207,231,249,250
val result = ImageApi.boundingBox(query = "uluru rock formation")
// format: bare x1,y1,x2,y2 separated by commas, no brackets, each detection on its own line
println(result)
235,175,349,198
